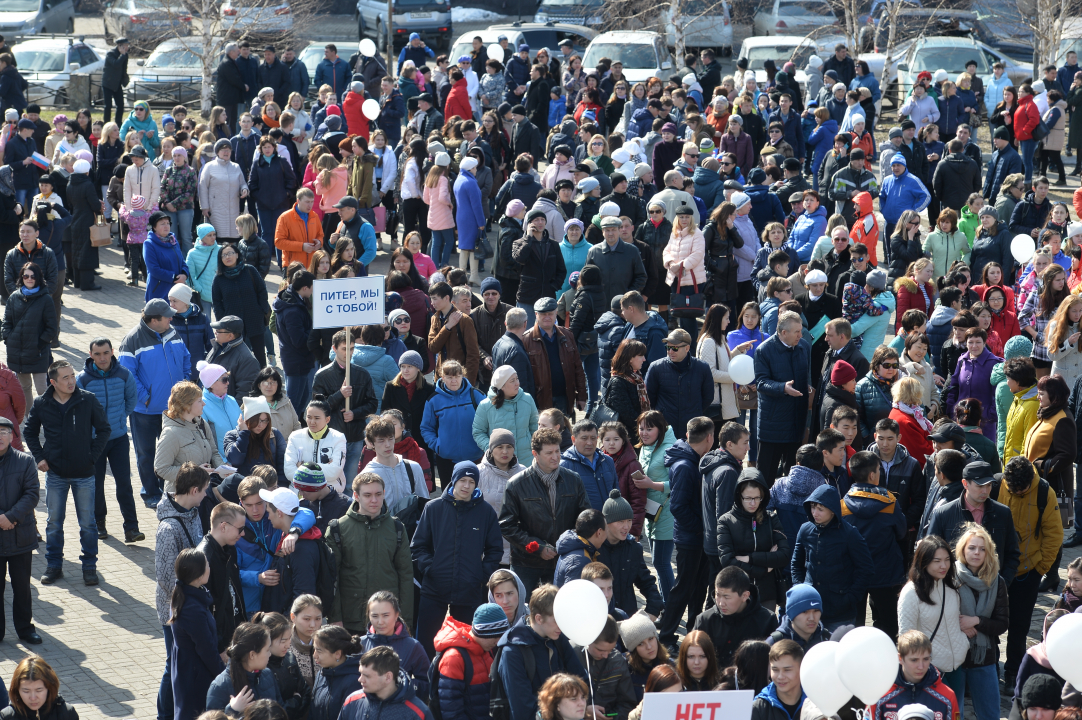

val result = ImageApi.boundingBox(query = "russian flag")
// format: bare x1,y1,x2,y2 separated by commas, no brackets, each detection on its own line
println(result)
29,152,49,170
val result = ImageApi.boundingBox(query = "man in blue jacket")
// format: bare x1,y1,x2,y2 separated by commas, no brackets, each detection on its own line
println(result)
397,33,435,67
879,153,931,238
791,484,874,630
745,167,786,235
560,420,618,510
495,583,588,720
983,126,1024,202
768,445,826,549
553,509,606,586
504,44,532,104
656,416,716,649
237,42,259,105
618,292,667,367
840,451,907,639
281,46,310,99
754,312,812,485
118,298,191,508
314,43,350,101
76,338,141,544
645,329,714,441
768,93,805,160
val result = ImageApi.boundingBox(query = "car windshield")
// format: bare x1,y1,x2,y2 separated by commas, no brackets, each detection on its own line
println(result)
12,50,64,72
778,0,834,16
396,0,439,6
744,44,814,69
2,0,40,11
540,0,603,8
520,30,559,48
582,42,656,69
145,47,201,68
300,46,323,76
912,46,989,74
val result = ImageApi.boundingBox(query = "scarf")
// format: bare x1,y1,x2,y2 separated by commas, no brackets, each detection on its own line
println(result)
955,560,997,664
263,113,280,129
535,463,560,517
309,426,328,440
893,401,933,432
224,263,243,278
20,285,40,295
616,370,650,413
1026,613,1058,669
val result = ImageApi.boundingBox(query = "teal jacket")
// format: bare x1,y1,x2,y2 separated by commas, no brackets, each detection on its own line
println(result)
201,388,241,458
186,242,220,300
120,103,162,158
638,426,676,541
472,387,539,462
559,236,590,294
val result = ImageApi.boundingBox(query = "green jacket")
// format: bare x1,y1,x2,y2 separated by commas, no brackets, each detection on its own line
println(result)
326,503,414,631
638,426,676,541
922,228,970,279
959,205,981,247
472,387,539,463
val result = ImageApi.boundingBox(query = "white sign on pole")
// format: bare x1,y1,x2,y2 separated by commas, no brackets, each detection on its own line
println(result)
641,690,755,720
312,276,385,329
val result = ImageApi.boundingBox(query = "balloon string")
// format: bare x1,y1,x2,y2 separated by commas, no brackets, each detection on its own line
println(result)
587,651,598,720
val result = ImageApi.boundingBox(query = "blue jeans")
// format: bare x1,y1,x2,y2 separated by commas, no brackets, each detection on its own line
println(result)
14,188,30,210
285,366,317,417
130,411,163,501
516,303,536,329
264,326,276,360
739,409,759,462
583,352,600,416
94,434,139,532
344,441,365,485
942,664,1000,720
158,624,174,720
45,472,97,570
650,538,675,602
430,228,455,267
164,208,194,255
257,205,284,264
1020,139,1037,185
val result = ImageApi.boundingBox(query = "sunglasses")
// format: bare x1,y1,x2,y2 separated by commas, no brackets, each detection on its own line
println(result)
666,345,687,352
649,209,665,214
21,274,34,279
591,141,604,146
721,161,734,166
880,362,900,369
392,316,409,324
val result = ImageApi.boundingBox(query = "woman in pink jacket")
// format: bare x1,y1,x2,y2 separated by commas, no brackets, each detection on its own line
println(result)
663,205,707,335
422,152,455,267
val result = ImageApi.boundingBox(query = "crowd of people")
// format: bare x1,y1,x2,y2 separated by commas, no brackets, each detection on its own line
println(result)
0,26,1077,720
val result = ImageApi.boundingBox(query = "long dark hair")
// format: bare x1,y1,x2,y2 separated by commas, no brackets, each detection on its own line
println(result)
636,409,668,450
250,366,285,402
909,536,958,604
1037,374,1070,419
245,413,275,461
389,247,427,291
612,339,647,378
226,623,270,693
710,200,736,225
729,640,770,694
408,137,426,175
313,625,363,662
953,398,982,427
677,630,721,689
216,242,243,275
699,304,730,346
18,261,42,290
167,548,207,624
1040,265,1069,317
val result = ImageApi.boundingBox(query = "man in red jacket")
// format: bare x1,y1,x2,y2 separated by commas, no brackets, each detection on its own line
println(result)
867,630,959,720
1014,84,1042,186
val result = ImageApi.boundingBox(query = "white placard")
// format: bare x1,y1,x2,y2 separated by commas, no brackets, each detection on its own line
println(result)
641,690,755,720
312,276,385,329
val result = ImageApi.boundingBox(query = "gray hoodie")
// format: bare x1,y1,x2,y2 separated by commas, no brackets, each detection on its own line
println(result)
154,494,203,625
362,455,428,515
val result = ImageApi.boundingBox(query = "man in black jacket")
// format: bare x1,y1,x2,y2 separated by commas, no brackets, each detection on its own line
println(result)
771,158,811,215
0,416,41,644
812,318,869,435
25,359,111,587
197,500,247,655
491,308,535,397
101,38,129,126
897,120,929,188
4,120,38,209
498,427,591,596
933,139,982,214
312,329,378,481
926,460,1021,583
206,316,261,401
257,46,291,109
822,44,855,88
598,489,663,619
216,44,248,134
509,105,543,163
692,565,779,666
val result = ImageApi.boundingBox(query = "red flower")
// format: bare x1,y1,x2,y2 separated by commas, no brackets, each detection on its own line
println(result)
526,541,540,553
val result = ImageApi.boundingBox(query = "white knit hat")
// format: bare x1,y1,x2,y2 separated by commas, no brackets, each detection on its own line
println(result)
491,365,518,391
434,152,451,167
599,201,621,217
242,396,271,422
197,361,227,388
460,156,478,173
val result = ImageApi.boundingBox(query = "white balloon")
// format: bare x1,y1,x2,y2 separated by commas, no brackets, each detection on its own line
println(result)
800,642,852,717
729,353,755,386
835,626,898,704
1069,221,1082,239
1011,234,1036,264
362,98,381,120
1047,612,1082,688
489,44,505,63
359,38,377,57
553,580,609,647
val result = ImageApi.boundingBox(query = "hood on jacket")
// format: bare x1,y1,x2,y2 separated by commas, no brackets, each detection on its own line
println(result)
869,441,914,468
434,614,491,659
487,569,529,626
928,304,957,328
693,165,723,188
803,484,843,527
733,468,769,513
273,287,308,313
435,376,477,398
699,448,742,478
773,465,825,506
352,344,389,367
82,355,123,380
555,527,599,560
841,483,897,519
663,439,700,471
854,191,874,217
157,492,199,523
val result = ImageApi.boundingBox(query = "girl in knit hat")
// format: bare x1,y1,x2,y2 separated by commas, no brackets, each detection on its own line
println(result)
621,611,671,701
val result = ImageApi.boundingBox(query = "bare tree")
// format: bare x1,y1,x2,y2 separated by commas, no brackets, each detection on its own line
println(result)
1017,0,1082,76
601,0,733,57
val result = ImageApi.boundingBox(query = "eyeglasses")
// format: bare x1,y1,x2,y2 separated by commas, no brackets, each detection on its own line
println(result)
685,153,699,158
0,429,12,437
649,209,665,214
880,362,900,369
720,161,734,166
907,220,920,227
740,495,762,503
392,316,409,324
779,288,793,294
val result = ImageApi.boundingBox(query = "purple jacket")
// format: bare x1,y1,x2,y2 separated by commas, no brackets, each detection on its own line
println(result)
720,131,754,178
943,347,1002,424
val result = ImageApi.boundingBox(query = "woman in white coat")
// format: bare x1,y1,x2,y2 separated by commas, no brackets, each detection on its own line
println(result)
1046,294,1082,394
695,304,753,430
898,535,971,674
663,205,706,336
198,139,248,243
284,396,348,492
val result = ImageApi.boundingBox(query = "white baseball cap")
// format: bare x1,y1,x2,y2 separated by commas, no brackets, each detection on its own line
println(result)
259,487,300,515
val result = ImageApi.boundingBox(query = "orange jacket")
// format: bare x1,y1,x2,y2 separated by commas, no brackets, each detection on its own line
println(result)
275,204,324,268
852,130,875,172
849,191,880,266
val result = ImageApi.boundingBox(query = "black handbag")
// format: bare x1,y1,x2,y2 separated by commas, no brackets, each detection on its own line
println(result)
670,273,704,318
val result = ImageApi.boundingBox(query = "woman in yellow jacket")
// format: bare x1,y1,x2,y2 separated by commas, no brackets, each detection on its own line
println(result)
1002,356,1040,463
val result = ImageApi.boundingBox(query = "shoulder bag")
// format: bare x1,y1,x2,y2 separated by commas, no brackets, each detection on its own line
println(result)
928,582,947,643
90,215,112,247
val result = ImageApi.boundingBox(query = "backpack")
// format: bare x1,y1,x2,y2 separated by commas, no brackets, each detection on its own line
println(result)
489,644,536,720
389,462,427,539
427,646,474,719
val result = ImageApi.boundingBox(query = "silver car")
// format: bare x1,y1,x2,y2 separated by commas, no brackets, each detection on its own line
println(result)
753,0,839,37
356,0,452,51
103,0,193,48
11,38,104,105
0,0,74,37
126,37,218,106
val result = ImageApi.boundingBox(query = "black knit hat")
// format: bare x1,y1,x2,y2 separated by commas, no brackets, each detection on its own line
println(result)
1020,675,1063,711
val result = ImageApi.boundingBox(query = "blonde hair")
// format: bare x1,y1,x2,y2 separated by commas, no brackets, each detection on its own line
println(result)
908,257,934,278
102,121,120,141
317,154,339,190
891,376,923,406
588,134,608,156
166,381,203,420
198,130,216,146
296,187,314,202
954,523,1000,585
235,213,257,239
1047,294,1082,350
288,91,306,110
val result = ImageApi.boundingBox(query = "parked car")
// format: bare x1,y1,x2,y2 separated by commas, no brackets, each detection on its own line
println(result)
859,6,974,53
753,0,838,37
357,0,452,50
874,37,1028,107
660,0,732,55
219,0,292,38
103,0,192,47
11,37,104,106
126,36,218,106
582,30,674,83
450,28,525,66
738,36,818,89
1054,17,1082,66
299,41,325,98
485,21,594,55
0,0,74,37
534,0,606,28
972,0,1033,61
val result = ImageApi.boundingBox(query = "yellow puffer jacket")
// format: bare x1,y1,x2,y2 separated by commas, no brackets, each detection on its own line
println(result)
1003,385,1039,463
996,472,1063,577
